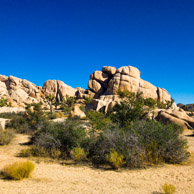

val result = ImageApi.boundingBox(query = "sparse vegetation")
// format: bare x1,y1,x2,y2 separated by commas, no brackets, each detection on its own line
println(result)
71,147,87,163
106,149,125,170
162,183,176,194
0,98,7,107
45,95,56,113
0,129,15,145
4,91,188,171
1,161,35,180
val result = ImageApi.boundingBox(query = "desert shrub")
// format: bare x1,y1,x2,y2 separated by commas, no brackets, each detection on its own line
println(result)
71,147,87,163
162,183,176,194
47,111,64,120
84,97,93,105
88,127,144,167
1,161,35,180
20,145,61,159
0,129,15,145
0,98,7,107
60,95,76,113
89,120,188,168
127,120,188,164
62,106,71,114
86,110,114,131
106,149,125,170
0,112,23,119
6,114,29,133
157,99,174,109
32,118,88,158
110,91,145,127
7,103,48,134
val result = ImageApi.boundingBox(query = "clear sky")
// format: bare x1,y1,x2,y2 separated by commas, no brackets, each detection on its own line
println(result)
0,0,194,104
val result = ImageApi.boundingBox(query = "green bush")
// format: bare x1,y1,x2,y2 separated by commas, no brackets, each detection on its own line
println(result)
86,110,113,131
2,161,35,180
162,183,176,194
0,98,7,107
71,147,87,163
128,120,188,164
0,112,22,119
7,103,48,134
110,90,145,127
106,149,125,170
47,111,65,120
0,129,15,145
89,120,188,168
20,145,61,159
32,118,88,158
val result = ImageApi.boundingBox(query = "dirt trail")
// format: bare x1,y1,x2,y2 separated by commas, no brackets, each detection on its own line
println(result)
0,131,194,194
0,134,29,169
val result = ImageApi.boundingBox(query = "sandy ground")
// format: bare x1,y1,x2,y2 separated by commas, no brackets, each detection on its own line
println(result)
0,131,194,194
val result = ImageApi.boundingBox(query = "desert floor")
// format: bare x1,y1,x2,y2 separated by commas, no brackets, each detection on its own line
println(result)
0,130,194,194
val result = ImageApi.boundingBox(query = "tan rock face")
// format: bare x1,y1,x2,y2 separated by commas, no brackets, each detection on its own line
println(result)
88,65,171,103
0,75,42,107
0,75,77,107
154,108,194,129
43,80,76,101
88,79,104,95
102,66,116,76
116,66,141,79
69,104,86,118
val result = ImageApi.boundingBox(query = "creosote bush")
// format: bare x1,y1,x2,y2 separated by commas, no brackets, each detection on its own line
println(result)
71,147,87,163
2,161,35,180
0,98,7,107
0,129,15,145
162,183,176,194
31,118,89,158
20,145,61,159
106,149,125,170
6,103,47,134
10,90,188,170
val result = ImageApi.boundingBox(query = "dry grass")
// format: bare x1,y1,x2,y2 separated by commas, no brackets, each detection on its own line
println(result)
1,161,35,180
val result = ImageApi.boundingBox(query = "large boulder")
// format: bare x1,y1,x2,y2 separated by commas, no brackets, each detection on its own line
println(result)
0,75,43,107
69,104,86,118
152,106,194,129
88,65,172,103
43,80,77,101
0,118,10,129
102,66,116,76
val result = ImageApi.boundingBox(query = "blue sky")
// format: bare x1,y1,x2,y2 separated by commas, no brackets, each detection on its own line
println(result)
0,0,194,104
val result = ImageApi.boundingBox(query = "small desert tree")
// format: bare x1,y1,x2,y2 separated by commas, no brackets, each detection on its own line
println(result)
60,95,76,114
110,90,145,127
45,95,56,112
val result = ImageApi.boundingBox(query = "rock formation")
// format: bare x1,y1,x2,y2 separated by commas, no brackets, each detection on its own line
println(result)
0,75,43,107
43,80,76,102
0,65,193,129
85,66,172,113
88,66,171,101
0,75,77,107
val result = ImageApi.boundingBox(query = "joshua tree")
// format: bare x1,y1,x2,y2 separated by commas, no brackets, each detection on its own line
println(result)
45,94,56,112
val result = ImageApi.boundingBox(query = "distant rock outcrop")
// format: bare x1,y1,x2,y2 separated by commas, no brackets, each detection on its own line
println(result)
43,80,76,101
0,66,193,129
84,66,172,114
88,66,171,101
0,75,43,107
0,75,77,107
